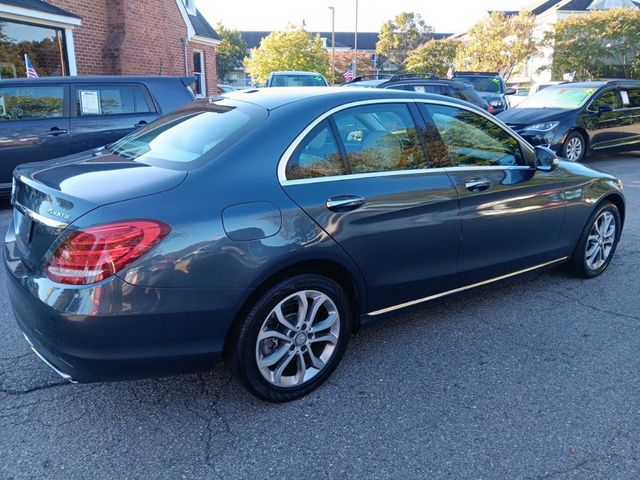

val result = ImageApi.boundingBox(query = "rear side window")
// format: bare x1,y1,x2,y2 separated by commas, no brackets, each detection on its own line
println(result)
0,85,64,121
591,90,622,111
426,104,523,167
107,99,267,169
333,103,427,174
286,121,346,180
620,89,640,108
76,84,155,116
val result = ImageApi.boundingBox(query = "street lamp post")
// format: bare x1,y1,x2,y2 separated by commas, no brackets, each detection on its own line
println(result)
354,0,358,78
329,6,335,85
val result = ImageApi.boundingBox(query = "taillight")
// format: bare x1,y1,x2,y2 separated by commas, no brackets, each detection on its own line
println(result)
45,220,170,285
487,105,495,114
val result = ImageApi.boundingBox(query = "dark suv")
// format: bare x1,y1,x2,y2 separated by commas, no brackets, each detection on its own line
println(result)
452,71,516,113
344,74,493,113
0,76,196,196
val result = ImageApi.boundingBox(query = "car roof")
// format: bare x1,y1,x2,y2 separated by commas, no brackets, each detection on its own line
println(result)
269,71,323,76
381,78,472,88
1,75,189,83
222,86,475,111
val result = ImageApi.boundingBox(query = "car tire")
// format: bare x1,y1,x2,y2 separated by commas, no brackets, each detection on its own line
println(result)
227,274,352,402
562,131,586,162
568,201,621,278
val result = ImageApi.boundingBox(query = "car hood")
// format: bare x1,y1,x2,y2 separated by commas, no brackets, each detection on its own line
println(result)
498,108,571,126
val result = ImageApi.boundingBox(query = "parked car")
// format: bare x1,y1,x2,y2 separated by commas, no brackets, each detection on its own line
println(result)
0,75,196,197
453,71,516,113
344,74,494,113
265,71,328,87
507,88,531,108
6,87,625,402
498,80,640,162
217,84,238,93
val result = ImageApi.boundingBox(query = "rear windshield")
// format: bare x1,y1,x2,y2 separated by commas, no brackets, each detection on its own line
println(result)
271,75,327,87
456,76,504,94
107,98,267,169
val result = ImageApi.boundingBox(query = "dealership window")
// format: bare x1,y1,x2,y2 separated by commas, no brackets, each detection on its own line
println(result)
0,19,68,79
193,50,206,97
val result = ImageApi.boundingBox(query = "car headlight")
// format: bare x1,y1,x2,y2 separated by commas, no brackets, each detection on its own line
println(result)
523,121,559,132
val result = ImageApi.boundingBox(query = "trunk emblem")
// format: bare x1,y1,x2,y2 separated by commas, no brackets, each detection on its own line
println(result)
47,208,71,221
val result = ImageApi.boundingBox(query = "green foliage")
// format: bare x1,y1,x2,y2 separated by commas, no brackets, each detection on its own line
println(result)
215,24,247,83
376,12,433,69
549,8,640,80
331,51,375,85
406,39,460,77
455,11,538,80
244,28,329,84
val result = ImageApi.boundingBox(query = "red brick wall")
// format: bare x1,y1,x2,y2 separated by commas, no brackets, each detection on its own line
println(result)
45,0,217,92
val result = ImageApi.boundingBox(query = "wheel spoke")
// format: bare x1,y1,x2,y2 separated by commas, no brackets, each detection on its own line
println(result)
585,242,599,259
295,292,309,329
274,303,297,331
308,348,325,370
306,293,328,324
258,344,291,368
309,332,338,346
258,329,292,343
273,350,296,384
309,312,339,334
296,352,307,384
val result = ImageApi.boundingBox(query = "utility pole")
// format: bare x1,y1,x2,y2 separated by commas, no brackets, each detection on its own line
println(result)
354,0,359,78
329,6,335,84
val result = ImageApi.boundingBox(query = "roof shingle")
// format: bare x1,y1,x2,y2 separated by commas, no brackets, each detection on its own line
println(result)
188,9,220,40
0,0,80,18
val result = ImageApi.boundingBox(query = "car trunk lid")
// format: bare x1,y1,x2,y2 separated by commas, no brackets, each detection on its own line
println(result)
11,149,187,270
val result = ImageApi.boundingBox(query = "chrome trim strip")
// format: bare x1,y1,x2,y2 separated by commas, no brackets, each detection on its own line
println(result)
277,97,535,186
367,257,569,317
22,333,77,383
14,202,69,229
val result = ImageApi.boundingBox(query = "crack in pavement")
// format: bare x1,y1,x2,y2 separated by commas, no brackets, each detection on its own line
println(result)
0,380,69,396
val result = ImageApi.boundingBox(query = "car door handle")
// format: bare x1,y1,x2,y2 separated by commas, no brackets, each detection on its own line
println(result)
464,178,492,192
326,195,365,212
134,120,148,128
45,127,68,136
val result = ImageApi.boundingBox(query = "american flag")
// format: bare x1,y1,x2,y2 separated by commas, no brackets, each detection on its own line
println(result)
24,54,39,79
343,63,354,83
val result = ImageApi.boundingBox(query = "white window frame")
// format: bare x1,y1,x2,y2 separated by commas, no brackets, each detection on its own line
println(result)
193,49,206,97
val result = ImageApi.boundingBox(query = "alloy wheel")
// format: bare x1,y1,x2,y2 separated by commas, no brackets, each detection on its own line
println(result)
565,137,583,162
585,211,616,271
255,290,340,388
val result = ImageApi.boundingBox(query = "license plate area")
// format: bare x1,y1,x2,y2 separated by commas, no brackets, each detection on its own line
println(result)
14,209,33,252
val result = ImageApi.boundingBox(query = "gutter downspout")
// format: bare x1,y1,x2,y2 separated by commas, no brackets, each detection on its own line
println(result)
182,37,189,76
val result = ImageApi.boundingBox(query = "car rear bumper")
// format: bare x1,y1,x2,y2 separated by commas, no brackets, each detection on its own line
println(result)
5,243,245,383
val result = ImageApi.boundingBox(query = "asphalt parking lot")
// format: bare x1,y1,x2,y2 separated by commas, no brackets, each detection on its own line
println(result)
1,153,639,479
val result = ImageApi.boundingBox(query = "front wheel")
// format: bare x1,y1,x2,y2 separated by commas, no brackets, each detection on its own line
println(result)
569,201,621,278
227,274,352,402
562,131,586,162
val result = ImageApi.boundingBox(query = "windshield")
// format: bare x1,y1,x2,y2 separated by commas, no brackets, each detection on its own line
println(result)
107,99,267,168
271,74,327,87
456,76,503,93
517,87,597,109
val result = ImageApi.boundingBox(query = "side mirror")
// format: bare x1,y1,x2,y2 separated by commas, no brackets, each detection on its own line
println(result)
504,88,517,95
598,104,613,114
535,146,560,171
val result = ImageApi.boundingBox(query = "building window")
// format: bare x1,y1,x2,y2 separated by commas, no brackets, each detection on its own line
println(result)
0,19,68,79
193,50,206,97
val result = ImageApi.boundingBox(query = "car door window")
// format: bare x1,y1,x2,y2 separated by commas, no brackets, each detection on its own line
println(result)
286,121,346,180
591,90,622,111
0,86,64,121
76,84,155,116
623,89,640,108
332,103,427,173
425,104,524,167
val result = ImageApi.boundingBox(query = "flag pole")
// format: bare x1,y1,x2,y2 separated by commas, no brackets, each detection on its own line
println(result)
24,53,28,77
353,0,358,79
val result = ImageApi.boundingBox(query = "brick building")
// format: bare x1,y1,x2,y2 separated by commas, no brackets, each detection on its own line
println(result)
0,0,219,96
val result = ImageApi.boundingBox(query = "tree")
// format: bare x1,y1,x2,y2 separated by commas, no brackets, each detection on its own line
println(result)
549,8,640,80
405,38,460,77
455,11,538,80
376,12,433,70
244,28,329,84
331,51,375,84
215,24,247,83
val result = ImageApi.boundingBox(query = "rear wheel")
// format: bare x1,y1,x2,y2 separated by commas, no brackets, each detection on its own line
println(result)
569,201,621,278
562,131,586,162
228,274,351,402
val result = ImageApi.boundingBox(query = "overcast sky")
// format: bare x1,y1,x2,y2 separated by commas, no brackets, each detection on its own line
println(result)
198,0,533,35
